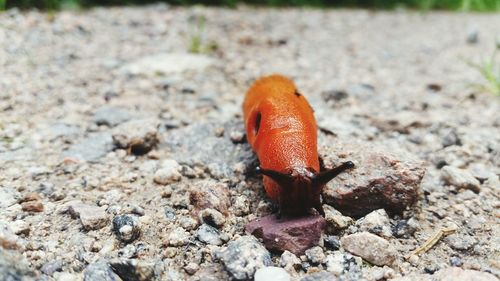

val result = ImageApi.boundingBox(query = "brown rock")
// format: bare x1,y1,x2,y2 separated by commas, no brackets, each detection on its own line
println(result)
245,214,326,255
21,201,44,212
67,201,108,230
322,145,425,218
19,192,41,203
189,180,231,215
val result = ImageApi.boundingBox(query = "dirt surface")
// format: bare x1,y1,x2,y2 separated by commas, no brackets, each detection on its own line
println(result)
1,5,499,281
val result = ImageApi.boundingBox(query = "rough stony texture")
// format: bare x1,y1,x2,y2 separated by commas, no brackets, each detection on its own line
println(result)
215,236,271,280
390,267,499,281
1,6,499,281
322,145,426,218
153,159,182,185
254,267,291,281
112,119,159,155
112,215,141,243
355,209,392,238
189,180,231,215
441,166,481,192
109,259,155,281
246,214,326,255
67,201,109,230
0,249,36,281
341,232,397,266
84,261,122,281
93,106,133,127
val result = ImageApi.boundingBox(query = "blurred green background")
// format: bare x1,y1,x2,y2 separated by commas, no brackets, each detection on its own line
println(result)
1,0,499,11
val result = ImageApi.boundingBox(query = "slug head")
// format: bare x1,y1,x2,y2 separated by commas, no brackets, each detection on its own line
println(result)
256,161,355,217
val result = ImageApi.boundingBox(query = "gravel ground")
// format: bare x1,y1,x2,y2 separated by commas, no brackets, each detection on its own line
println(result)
1,5,499,281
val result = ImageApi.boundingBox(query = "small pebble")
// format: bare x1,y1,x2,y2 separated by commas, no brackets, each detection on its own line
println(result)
112,215,141,243
196,224,223,245
199,208,225,228
153,159,182,185
254,266,291,281
184,262,199,275
305,246,325,265
21,201,44,212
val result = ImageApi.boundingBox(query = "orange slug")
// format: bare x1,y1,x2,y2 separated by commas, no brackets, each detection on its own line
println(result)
243,74,354,216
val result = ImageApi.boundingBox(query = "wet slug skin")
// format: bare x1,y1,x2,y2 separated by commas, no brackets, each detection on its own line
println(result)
243,74,354,216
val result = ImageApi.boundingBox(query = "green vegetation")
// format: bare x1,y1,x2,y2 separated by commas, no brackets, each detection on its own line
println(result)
468,44,500,96
1,0,499,11
187,14,218,54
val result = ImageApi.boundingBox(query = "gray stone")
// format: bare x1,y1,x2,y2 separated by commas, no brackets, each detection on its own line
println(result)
0,248,36,281
84,261,122,281
109,259,155,281
341,232,397,266
0,186,19,208
254,267,291,281
68,201,109,230
196,224,223,246
120,53,214,76
355,209,392,238
215,236,271,280
112,215,141,243
41,260,63,276
64,132,114,162
93,106,132,127
164,121,254,179
445,235,477,251
305,246,325,265
324,252,362,277
441,166,481,192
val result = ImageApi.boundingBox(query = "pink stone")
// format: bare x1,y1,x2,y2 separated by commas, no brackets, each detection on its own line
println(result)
246,214,326,255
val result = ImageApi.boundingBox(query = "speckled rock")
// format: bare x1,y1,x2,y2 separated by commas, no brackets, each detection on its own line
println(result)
341,232,397,266
165,121,254,178
441,166,481,192
112,215,141,243
167,227,190,247
215,235,271,280
246,214,326,255
189,180,231,215
109,259,155,281
84,261,122,281
355,209,392,238
322,144,425,218
0,248,36,281
196,224,223,246
305,246,326,265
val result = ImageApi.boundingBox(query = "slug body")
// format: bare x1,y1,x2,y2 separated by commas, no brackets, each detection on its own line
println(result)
243,75,354,216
